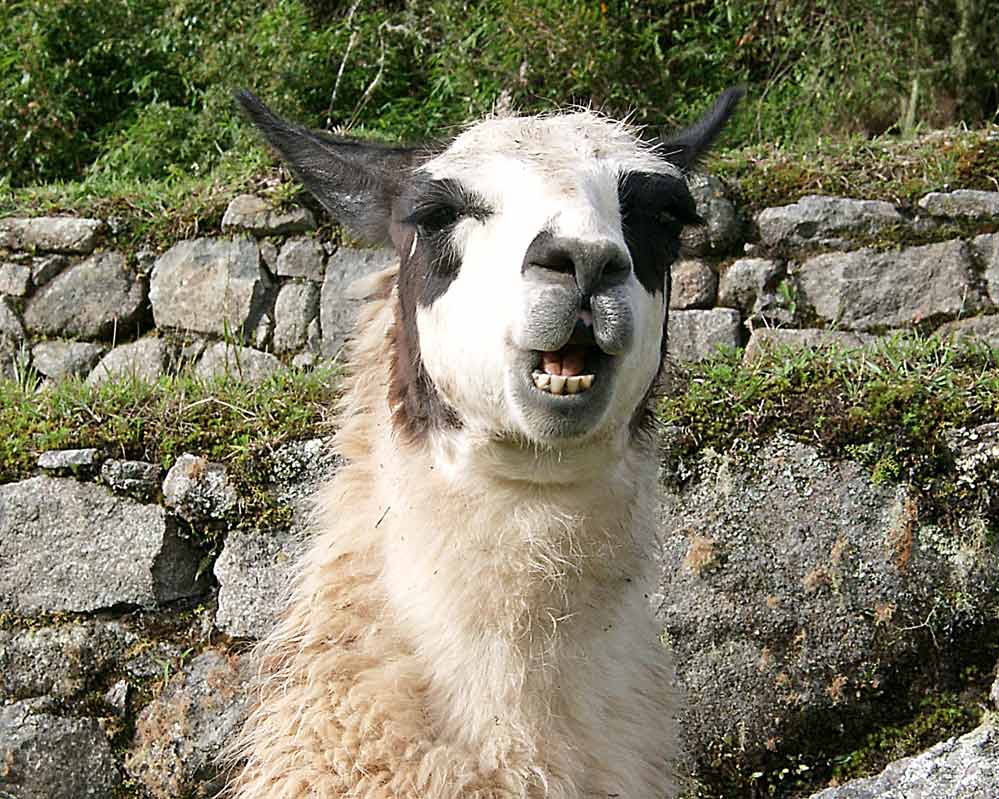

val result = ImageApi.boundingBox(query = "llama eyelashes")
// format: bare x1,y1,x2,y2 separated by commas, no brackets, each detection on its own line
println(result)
532,371,595,395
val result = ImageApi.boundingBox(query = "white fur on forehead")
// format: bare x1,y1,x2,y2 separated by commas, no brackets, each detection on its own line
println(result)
423,110,677,180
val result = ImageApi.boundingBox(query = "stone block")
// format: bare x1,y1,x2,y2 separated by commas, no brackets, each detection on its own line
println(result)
0,700,120,798
276,236,325,280
31,340,105,380
680,174,742,255
320,247,397,356
221,194,316,236
743,328,877,364
273,281,320,353
126,649,251,799
796,240,985,331
24,251,146,339
162,453,238,524
756,195,905,250
86,337,172,386
194,341,283,384
214,528,303,638
150,237,272,339
0,476,205,614
918,189,999,220
666,308,742,362
0,216,103,254
669,259,717,310
658,436,999,779
0,261,31,295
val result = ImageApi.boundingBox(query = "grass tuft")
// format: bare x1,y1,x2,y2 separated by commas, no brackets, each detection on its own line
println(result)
0,365,341,533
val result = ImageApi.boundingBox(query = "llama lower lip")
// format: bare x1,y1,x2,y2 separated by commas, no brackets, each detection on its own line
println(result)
509,348,617,440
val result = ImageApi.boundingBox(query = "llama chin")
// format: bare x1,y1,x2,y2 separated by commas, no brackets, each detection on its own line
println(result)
227,87,742,799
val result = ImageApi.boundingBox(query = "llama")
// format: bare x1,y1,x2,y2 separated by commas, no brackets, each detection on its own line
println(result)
228,87,742,799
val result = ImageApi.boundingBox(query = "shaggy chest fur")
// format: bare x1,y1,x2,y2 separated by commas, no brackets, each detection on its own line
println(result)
228,277,677,799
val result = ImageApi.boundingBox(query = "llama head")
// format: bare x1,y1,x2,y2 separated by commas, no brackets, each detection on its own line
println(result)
238,89,741,463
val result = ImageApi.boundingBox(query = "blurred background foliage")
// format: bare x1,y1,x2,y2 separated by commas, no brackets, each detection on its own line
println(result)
1,0,997,188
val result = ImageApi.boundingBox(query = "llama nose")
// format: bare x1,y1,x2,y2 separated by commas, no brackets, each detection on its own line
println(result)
522,233,631,298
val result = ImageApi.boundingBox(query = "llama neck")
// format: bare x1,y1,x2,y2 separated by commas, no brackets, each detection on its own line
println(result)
374,432,660,756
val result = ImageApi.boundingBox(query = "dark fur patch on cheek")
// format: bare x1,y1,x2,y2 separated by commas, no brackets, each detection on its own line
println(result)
418,230,463,306
387,245,462,443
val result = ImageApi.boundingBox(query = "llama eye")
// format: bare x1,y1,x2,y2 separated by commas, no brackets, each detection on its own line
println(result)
409,204,462,233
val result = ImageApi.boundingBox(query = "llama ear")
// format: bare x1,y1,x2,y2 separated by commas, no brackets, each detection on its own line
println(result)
660,86,745,173
235,90,422,245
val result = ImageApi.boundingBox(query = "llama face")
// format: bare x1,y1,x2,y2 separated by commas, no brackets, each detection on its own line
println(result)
237,90,741,451
400,113,696,444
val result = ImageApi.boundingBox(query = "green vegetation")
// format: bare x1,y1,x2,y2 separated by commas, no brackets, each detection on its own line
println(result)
2,0,997,199
714,125,999,214
661,335,999,492
0,364,340,533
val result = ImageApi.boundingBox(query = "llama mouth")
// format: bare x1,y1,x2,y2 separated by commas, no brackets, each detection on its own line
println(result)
531,370,594,395
529,325,606,397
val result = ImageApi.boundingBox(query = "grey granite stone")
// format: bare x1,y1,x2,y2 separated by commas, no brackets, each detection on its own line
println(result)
276,236,325,280
31,339,105,380
718,257,784,316
86,337,172,386
917,189,999,220
0,216,103,254
0,700,120,798
214,528,303,638
658,435,999,779
23,251,146,339
150,236,272,339
126,649,251,799
743,328,877,364
320,247,397,356
0,261,31,295
37,447,101,472
101,459,163,502
972,232,999,305
935,314,999,348
162,453,238,524
669,259,717,310
796,240,985,331
0,476,205,614
807,721,998,799
680,174,742,255
0,297,27,379
194,341,283,384
756,195,905,250
273,281,320,353
0,620,133,701
30,254,67,287
666,308,742,362
221,194,316,236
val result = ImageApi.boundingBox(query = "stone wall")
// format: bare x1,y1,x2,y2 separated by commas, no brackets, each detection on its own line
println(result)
2,184,999,799
2,186,999,383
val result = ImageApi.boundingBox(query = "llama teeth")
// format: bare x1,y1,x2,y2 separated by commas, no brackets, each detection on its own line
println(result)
565,376,580,394
580,374,594,390
549,375,566,395
533,372,551,390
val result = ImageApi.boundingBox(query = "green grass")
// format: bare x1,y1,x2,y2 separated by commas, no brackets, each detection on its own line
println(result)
0,365,341,532
713,125,999,213
662,336,999,465
661,334,999,523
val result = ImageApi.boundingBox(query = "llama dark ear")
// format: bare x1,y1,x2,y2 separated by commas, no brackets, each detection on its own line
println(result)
661,86,745,173
235,90,422,245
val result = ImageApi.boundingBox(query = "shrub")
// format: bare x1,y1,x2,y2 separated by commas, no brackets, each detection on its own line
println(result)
1,0,996,188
